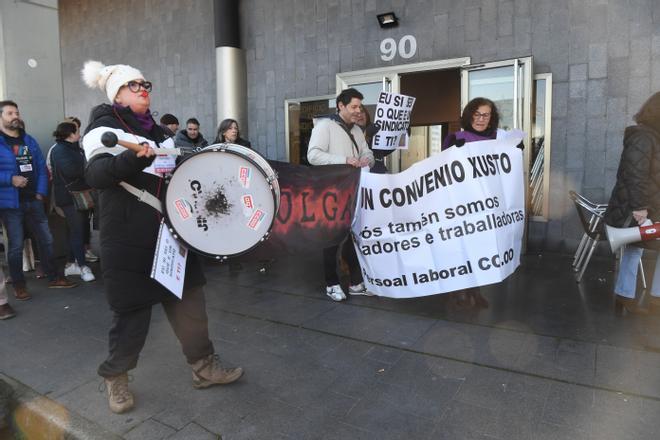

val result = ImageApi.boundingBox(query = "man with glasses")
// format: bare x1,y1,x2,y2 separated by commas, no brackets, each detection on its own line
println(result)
81,61,243,414
0,100,77,305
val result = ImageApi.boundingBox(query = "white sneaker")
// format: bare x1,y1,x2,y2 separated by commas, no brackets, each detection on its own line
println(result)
64,262,82,276
80,265,96,282
348,282,374,296
85,249,99,263
348,282,366,294
325,284,346,301
22,239,35,272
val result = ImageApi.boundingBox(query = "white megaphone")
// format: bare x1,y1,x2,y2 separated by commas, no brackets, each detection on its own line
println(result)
605,220,660,252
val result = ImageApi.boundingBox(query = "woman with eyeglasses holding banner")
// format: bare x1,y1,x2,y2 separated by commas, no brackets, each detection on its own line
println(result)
81,61,243,415
442,97,504,151
439,97,506,310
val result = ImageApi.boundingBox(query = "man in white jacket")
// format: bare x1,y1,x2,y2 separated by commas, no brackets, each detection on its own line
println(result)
307,88,374,301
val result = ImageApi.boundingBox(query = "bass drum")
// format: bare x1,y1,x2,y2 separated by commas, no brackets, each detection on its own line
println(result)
163,143,280,259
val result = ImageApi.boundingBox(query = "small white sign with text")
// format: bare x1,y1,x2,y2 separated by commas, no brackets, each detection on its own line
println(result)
151,221,188,298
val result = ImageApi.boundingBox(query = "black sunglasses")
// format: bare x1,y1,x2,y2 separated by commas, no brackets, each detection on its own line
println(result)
126,80,153,93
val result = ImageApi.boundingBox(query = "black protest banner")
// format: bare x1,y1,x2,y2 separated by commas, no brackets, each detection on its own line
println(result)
241,162,361,260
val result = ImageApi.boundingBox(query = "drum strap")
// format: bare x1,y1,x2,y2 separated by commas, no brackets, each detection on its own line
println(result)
118,181,163,213
330,114,360,156
87,150,165,213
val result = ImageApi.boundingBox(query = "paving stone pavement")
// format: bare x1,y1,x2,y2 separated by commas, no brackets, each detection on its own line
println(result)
1,252,660,439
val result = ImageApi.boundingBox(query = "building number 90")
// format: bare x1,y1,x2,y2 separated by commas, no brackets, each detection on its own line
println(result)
380,35,417,61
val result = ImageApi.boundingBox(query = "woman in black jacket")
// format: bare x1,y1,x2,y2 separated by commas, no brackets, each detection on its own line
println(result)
214,118,252,148
81,60,243,414
604,92,660,314
50,121,96,282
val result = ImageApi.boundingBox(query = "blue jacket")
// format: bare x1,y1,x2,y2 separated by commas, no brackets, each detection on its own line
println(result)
0,131,48,209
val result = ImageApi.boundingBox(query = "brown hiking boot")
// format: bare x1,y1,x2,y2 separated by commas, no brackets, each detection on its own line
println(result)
104,373,134,414
191,354,243,389
48,277,77,289
13,284,31,301
0,303,16,320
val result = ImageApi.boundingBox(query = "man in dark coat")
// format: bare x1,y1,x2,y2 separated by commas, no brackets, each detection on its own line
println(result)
174,117,209,155
81,60,242,414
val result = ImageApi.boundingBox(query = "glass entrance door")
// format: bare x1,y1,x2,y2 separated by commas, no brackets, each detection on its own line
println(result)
285,95,335,164
461,57,533,132
461,57,533,248
530,73,552,220
461,57,534,210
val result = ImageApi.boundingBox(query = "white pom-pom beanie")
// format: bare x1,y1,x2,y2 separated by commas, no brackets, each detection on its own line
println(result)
81,60,145,103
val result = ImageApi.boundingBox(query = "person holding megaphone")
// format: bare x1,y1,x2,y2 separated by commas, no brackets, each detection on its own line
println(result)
604,92,660,315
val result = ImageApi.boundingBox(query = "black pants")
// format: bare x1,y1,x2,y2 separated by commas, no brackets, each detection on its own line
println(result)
97,286,214,378
323,236,363,287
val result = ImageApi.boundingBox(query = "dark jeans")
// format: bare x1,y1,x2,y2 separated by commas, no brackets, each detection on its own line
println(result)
0,199,57,283
323,235,363,287
61,204,87,266
97,286,215,378
83,209,92,246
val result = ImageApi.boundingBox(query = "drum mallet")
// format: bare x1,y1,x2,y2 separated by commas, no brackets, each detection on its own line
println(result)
101,131,181,155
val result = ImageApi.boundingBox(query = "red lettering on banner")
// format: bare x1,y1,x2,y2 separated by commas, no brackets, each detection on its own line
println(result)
273,187,355,234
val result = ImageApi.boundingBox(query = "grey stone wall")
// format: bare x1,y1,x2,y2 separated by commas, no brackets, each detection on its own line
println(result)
59,0,217,142
240,0,660,252
58,0,660,252
0,0,63,150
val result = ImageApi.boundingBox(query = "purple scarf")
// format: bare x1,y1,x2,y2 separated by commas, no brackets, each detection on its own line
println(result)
113,103,154,133
442,127,497,150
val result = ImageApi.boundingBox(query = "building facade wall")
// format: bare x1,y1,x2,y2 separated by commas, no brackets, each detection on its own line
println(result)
0,0,63,150
59,0,660,252
59,0,217,143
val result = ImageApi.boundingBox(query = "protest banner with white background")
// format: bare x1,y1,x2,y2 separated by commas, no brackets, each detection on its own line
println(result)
372,91,416,150
352,132,525,298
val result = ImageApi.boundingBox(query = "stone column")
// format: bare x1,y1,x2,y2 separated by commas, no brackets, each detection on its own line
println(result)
214,0,248,137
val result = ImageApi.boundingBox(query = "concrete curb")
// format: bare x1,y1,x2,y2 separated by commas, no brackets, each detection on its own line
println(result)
0,373,122,440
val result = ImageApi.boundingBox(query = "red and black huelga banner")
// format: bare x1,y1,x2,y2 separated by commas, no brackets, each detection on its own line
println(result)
243,161,361,259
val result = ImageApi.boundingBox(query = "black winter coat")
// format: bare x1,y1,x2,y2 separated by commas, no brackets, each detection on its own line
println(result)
174,129,209,154
51,140,89,207
213,135,252,149
604,124,660,228
84,104,205,312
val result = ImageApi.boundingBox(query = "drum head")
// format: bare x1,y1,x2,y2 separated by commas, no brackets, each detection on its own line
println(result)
164,148,277,258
